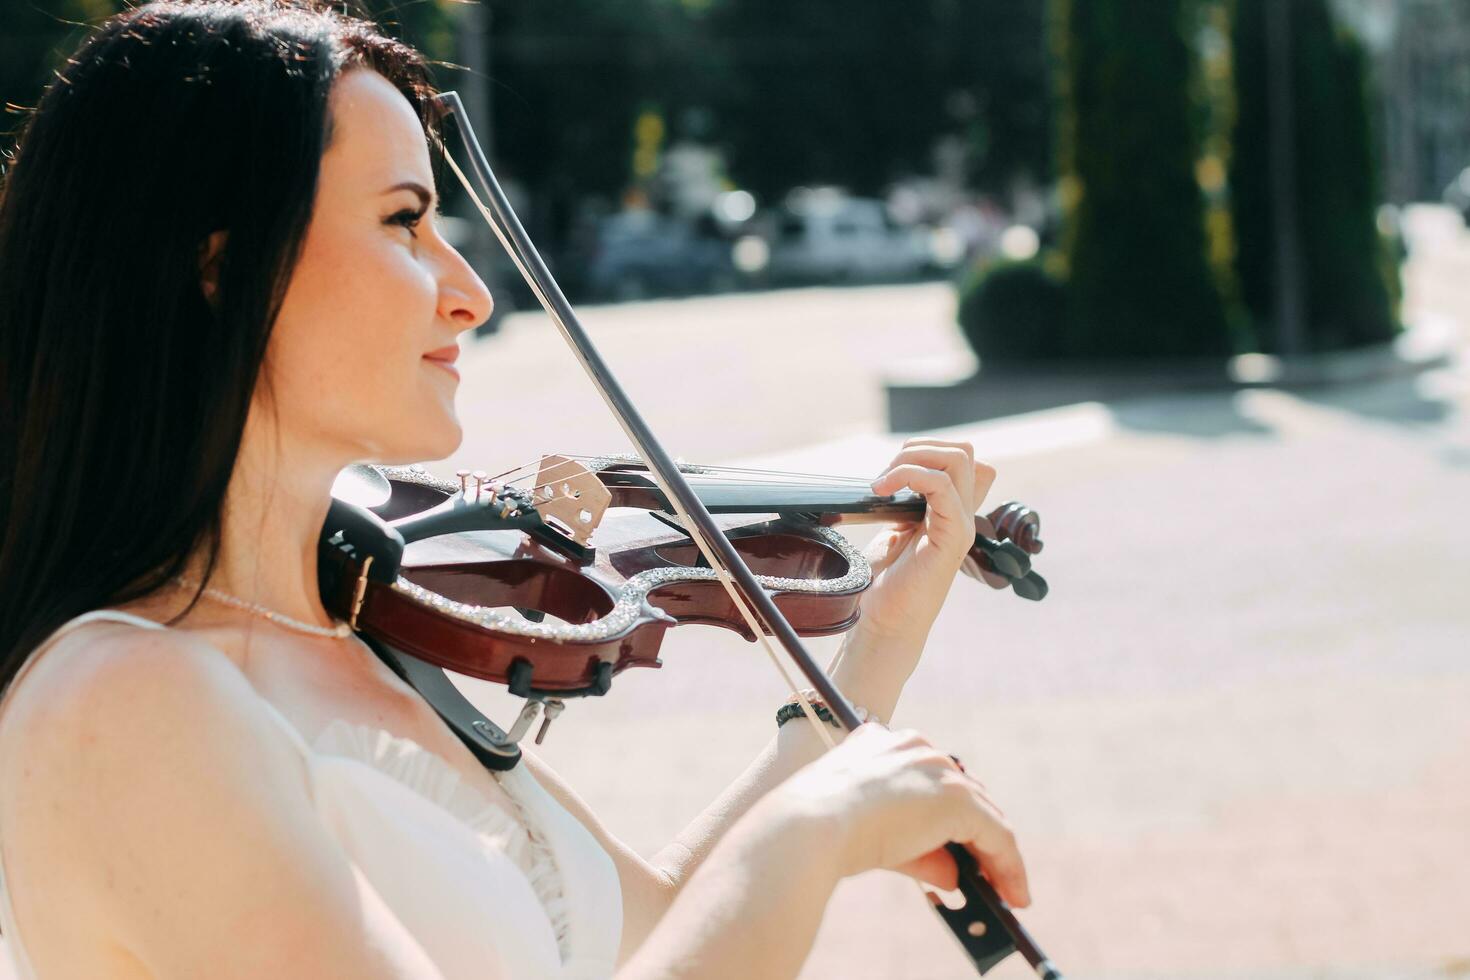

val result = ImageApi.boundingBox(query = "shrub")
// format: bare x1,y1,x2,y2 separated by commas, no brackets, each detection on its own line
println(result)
957,257,1070,363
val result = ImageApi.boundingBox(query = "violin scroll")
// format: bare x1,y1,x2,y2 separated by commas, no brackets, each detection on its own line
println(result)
964,503,1048,601
990,501,1044,555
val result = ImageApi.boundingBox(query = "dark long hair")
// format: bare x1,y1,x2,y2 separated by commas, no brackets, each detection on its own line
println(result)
0,1,438,687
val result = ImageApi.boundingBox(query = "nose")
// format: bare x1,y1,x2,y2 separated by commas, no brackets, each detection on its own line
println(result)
437,243,494,334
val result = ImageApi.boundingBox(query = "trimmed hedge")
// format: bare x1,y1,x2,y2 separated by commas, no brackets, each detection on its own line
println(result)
957,258,1070,363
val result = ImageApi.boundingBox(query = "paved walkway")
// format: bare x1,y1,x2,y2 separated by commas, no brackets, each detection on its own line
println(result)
449,208,1470,978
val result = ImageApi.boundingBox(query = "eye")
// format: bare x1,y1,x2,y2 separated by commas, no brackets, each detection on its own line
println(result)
386,207,425,238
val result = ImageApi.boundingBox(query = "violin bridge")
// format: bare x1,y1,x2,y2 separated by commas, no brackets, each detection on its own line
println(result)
532,454,612,547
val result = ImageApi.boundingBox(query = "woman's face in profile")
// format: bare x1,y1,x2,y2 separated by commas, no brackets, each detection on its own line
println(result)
262,68,493,466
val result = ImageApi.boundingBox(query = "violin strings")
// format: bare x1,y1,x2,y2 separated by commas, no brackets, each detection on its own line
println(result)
489,452,886,501
519,472,890,505
560,454,878,487
484,453,908,512
509,455,841,500
441,125,839,752
484,461,543,485
686,465,874,486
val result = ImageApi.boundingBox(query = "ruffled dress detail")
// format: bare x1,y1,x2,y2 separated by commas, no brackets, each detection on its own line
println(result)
312,719,574,959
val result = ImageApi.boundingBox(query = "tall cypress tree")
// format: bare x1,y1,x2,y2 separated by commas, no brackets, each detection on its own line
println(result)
1230,0,1398,353
1057,0,1232,358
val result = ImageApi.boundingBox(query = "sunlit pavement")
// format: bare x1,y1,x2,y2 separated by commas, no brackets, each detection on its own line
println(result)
448,207,1470,979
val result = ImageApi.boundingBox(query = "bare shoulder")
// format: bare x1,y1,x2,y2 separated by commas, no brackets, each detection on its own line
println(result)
0,622,441,978
3,619,248,733
0,621,304,912
0,620,295,798
0,625,294,973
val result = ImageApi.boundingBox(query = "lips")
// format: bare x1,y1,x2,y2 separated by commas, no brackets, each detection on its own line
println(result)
423,345,460,379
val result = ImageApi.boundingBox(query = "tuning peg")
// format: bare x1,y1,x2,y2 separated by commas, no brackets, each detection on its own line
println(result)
1010,570,1048,602
973,534,1030,579
995,539,1032,576
455,469,471,494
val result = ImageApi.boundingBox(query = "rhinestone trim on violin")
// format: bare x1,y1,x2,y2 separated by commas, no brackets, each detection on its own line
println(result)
389,524,872,644
582,453,712,476
376,463,462,494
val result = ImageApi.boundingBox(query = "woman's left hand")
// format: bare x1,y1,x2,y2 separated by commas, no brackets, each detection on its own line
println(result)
832,439,996,701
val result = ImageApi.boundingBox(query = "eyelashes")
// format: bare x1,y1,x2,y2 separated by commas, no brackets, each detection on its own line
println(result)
386,200,447,241
387,208,426,238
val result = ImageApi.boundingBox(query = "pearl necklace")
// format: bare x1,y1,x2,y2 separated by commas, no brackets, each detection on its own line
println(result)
175,577,354,639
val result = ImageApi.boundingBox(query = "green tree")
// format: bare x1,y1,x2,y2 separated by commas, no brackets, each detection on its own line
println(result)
943,0,1054,192
4,0,1056,256
1230,0,1398,353
477,0,704,244
705,0,1051,199
1057,0,1232,358
1,0,457,149
478,0,1053,248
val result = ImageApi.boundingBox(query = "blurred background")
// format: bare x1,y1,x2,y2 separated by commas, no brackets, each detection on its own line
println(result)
4,1,1468,977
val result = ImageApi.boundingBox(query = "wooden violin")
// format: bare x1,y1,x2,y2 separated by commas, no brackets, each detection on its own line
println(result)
321,454,1046,699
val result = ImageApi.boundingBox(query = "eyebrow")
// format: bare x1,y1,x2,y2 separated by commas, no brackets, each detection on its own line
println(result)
383,180,437,210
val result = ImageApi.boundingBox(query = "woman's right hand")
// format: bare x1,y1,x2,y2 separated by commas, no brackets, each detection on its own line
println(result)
774,723,1031,907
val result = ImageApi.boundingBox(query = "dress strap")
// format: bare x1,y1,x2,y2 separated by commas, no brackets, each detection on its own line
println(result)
0,611,165,717
0,610,316,761
35,608,165,638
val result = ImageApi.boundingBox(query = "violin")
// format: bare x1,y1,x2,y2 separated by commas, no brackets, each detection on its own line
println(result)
321,454,1046,699
315,92,1067,979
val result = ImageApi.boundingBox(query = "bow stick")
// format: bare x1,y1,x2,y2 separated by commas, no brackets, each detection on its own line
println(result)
430,91,1064,980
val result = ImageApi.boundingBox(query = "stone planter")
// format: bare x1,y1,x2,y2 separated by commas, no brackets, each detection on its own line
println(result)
883,316,1459,431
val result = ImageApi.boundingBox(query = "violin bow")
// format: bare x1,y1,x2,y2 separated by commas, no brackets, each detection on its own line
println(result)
430,91,1064,980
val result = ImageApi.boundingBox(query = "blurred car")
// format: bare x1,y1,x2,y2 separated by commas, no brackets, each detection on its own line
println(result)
585,209,740,302
763,190,934,285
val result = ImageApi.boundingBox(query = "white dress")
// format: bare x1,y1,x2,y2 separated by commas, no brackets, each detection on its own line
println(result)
0,610,622,979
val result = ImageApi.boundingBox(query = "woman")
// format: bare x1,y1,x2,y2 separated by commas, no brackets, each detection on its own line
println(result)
0,2,1028,977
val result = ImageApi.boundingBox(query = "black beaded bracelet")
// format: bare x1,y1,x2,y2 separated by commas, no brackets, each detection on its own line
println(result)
776,689,872,730
776,699,841,729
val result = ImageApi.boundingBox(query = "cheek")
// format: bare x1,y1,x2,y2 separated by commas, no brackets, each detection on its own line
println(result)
267,226,445,445
322,236,437,355
285,226,433,361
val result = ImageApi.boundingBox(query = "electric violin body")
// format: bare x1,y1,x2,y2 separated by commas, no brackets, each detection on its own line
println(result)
321,455,1046,699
